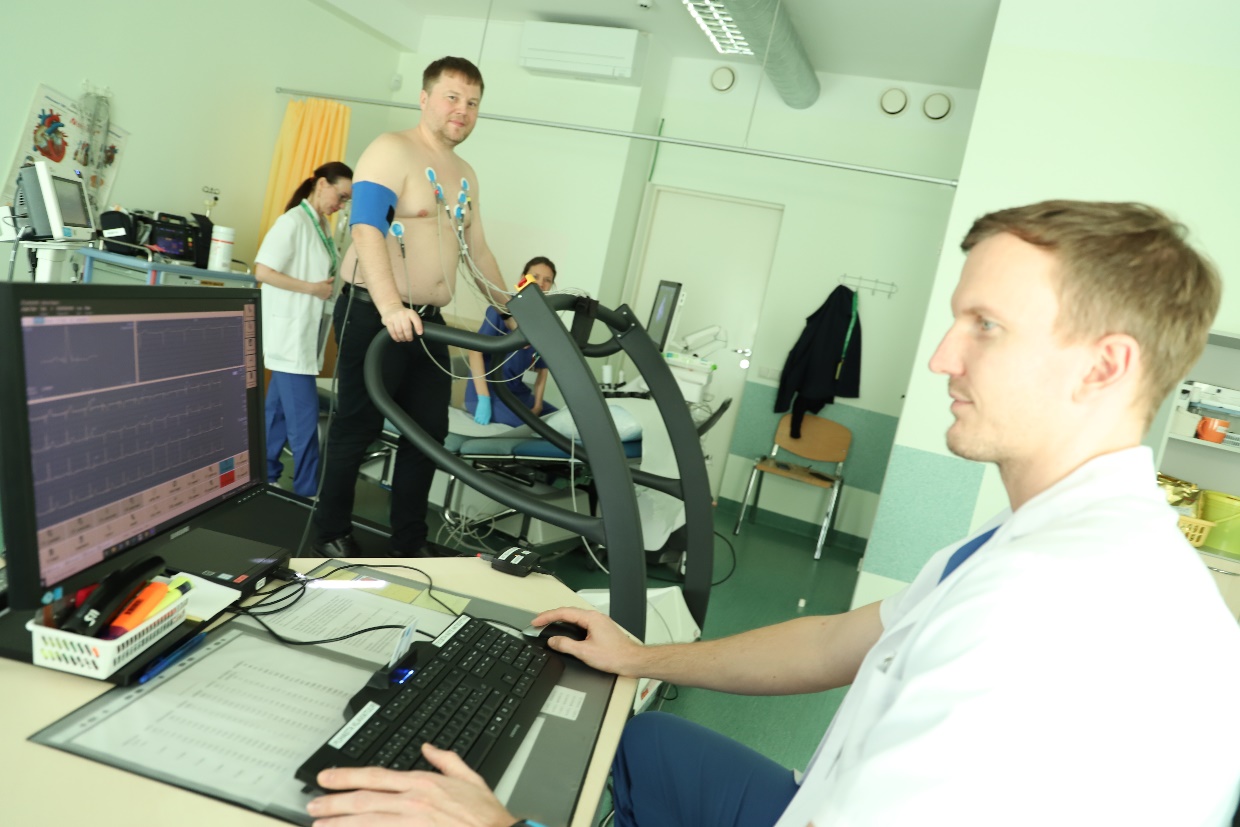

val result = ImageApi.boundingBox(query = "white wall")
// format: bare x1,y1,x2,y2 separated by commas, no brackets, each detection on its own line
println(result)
649,60,973,420
1,0,401,263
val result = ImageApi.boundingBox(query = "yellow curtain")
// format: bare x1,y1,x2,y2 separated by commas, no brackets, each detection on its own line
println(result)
258,98,351,242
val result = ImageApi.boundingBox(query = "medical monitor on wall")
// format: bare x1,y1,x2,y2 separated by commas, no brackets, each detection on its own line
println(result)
0,283,265,610
645,280,683,352
15,161,96,242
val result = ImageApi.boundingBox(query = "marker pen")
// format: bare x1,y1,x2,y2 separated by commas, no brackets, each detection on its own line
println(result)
148,576,193,615
100,581,168,640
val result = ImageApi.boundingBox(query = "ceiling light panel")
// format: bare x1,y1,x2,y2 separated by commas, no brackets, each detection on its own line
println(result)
682,0,753,55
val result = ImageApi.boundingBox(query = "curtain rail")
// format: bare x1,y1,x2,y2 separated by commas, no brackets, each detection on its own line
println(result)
274,86,957,188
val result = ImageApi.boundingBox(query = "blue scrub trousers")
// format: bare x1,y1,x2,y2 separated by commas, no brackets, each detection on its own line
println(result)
612,712,799,827
265,371,320,497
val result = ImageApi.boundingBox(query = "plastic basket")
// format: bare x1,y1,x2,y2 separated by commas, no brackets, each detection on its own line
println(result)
1178,515,1215,548
25,593,189,679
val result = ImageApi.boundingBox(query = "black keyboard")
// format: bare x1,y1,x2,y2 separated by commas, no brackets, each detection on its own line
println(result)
296,615,565,790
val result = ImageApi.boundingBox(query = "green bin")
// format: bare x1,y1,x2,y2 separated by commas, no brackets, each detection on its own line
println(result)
1202,490,1240,554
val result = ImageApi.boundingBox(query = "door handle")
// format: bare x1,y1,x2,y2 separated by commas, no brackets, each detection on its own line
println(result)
733,348,752,357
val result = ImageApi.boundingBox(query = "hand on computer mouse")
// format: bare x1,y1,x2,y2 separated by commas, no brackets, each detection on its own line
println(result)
536,620,590,644
529,607,645,677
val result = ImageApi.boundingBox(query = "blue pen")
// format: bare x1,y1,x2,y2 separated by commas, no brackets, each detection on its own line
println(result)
137,632,207,684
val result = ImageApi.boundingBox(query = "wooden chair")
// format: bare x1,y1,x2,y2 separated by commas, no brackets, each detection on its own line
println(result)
733,413,851,560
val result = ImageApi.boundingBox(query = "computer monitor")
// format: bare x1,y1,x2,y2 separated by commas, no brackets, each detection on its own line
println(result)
645,280,683,351
14,161,96,242
0,283,265,610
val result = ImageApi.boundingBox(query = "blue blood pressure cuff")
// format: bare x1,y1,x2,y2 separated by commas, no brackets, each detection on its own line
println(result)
349,181,398,236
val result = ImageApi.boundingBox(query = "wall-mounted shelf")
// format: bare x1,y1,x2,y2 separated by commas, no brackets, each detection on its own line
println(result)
1168,433,1240,456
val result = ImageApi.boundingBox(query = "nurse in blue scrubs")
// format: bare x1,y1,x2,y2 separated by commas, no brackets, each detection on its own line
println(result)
465,256,558,427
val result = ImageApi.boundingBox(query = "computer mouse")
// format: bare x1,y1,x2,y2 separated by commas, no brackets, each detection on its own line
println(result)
533,621,589,645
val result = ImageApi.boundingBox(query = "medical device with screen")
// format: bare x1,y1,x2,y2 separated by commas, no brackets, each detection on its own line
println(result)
0,283,265,610
14,161,96,242
645,280,683,351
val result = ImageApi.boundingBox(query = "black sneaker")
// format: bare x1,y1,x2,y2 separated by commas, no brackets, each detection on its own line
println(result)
312,534,362,557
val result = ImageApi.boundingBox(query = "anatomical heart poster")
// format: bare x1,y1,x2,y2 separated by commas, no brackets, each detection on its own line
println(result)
3,84,129,214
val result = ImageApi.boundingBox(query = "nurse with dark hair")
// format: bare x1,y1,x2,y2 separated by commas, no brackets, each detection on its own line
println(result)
254,161,353,497
465,256,558,427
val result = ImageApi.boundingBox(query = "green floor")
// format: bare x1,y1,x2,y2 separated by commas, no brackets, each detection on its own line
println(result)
282,466,860,775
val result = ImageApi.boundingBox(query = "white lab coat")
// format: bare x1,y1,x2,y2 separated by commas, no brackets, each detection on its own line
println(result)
254,201,332,375
777,447,1240,827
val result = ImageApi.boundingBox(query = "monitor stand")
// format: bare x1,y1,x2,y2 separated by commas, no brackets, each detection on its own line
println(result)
0,608,35,663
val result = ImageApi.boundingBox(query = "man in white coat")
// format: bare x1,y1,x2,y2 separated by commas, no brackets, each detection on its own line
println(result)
307,202,1240,827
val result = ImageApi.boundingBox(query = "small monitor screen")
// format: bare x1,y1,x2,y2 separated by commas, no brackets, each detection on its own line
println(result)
645,280,682,351
149,224,191,259
51,175,91,228
0,284,264,608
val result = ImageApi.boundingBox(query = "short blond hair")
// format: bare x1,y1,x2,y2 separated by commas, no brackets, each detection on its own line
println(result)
963,200,1221,426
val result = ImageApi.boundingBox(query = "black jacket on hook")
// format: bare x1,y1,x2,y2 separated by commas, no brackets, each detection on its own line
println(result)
774,285,861,438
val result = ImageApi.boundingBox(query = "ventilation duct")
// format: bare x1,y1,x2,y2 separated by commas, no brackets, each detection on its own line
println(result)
727,0,819,109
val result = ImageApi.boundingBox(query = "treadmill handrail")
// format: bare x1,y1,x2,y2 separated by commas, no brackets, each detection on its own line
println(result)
363,286,714,637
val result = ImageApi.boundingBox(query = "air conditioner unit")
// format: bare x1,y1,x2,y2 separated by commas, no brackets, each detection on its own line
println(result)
519,22,646,83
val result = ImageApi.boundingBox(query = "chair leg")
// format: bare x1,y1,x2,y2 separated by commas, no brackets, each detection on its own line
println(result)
733,466,761,535
813,483,842,560
750,471,767,526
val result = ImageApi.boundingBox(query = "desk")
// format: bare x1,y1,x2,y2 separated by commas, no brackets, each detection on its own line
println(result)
2,557,636,827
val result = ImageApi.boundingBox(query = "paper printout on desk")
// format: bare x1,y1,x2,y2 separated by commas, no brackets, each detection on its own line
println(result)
31,628,371,826
231,565,464,666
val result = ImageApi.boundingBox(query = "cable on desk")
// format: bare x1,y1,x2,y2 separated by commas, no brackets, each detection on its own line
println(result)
233,561,465,646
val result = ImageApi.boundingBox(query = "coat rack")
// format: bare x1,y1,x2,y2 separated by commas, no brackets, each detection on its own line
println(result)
840,273,898,298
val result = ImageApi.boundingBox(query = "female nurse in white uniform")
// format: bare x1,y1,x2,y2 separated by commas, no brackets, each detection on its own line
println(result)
254,161,352,497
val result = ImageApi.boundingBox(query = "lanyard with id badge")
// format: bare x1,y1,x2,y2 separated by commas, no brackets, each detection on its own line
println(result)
300,201,339,360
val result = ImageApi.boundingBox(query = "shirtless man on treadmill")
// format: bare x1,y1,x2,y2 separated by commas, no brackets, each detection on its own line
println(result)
313,56,509,558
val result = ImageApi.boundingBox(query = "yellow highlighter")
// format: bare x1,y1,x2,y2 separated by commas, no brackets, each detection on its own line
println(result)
101,581,168,640
149,576,194,616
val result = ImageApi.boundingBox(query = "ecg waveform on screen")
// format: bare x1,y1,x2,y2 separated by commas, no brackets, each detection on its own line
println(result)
41,330,100,366
138,318,245,382
28,373,244,526
25,322,138,398
23,314,251,529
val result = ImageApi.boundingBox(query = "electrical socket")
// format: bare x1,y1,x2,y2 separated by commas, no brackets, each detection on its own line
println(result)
758,366,781,380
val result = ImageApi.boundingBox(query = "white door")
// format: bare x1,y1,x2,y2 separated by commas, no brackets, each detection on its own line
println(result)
626,187,783,495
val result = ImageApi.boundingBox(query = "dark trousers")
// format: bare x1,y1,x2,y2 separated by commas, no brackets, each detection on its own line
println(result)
314,291,449,552
612,712,799,827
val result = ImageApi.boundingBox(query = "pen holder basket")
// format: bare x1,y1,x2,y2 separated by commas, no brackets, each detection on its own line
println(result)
25,593,189,679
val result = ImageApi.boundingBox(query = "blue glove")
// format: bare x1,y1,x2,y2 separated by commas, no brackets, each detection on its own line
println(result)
474,395,492,425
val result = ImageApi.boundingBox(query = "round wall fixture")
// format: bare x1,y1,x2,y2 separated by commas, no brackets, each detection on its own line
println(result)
879,88,907,115
923,92,952,120
711,66,736,92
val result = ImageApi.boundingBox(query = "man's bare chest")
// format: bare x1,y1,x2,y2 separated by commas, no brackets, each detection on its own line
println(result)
397,161,472,221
